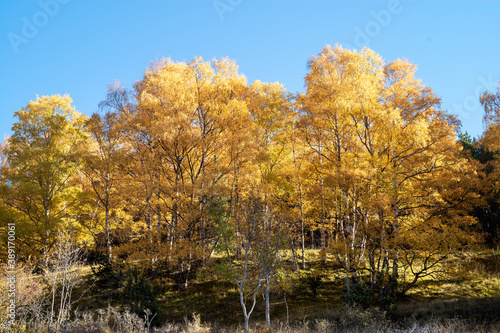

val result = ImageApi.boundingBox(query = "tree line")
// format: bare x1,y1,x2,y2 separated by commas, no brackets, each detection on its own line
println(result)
1,45,499,331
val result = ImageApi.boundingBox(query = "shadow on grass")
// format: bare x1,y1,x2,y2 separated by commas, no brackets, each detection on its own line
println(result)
390,296,500,324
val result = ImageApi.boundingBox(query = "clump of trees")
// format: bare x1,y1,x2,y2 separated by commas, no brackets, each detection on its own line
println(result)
1,45,498,329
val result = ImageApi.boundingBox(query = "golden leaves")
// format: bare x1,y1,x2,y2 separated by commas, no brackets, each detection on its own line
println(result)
1,96,88,256
1,47,484,284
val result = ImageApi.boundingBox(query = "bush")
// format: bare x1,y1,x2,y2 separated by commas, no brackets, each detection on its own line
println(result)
341,272,398,309
0,264,47,332
122,266,159,322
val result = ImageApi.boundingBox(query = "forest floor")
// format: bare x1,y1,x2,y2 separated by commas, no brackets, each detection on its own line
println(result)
70,248,500,332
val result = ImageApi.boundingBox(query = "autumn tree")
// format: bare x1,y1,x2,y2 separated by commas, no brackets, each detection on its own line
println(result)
298,46,385,295
102,57,255,287
298,45,482,303
0,95,87,257
80,103,128,258
481,82,500,134
245,80,303,267
478,82,500,242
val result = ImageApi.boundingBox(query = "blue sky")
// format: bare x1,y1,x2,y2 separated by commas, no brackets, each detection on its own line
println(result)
1,0,499,140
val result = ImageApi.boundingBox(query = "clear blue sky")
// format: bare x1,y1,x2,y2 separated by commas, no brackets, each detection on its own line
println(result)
1,0,499,140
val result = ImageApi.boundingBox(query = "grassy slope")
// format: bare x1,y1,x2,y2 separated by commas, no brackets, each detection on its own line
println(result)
72,249,499,330
150,249,500,327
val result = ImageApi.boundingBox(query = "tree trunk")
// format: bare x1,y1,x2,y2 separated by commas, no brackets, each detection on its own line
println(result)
344,253,351,298
265,274,271,330
392,148,399,278
310,229,315,249
244,315,250,333
292,142,306,269
290,238,300,271
146,192,153,265
105,191,112,258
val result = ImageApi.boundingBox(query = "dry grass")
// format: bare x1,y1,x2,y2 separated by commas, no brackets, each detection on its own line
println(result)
4,304,499,332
